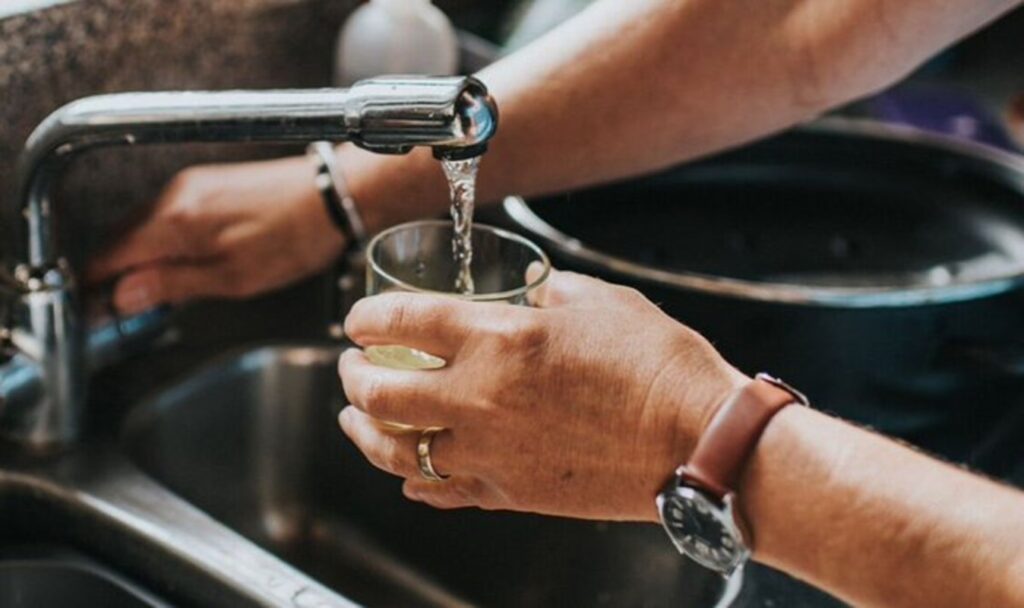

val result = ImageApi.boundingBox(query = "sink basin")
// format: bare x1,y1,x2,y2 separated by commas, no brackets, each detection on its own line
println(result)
0,424,350,607
0,546,170,608
0,474,173,608
124,345,723,607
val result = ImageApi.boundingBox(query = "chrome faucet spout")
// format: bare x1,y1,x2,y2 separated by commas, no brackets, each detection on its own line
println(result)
13,75,497,268
341,76,498,160
1,75,498,448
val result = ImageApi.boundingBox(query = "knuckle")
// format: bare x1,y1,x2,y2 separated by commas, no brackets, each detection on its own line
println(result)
163,206,202,251
137,271,166,302
378,438,406,474
359,373,390,417
475,489,500,511
338,349,358,379
418,494,448,509
493,314,548,353
518,317,550,349
165,168,196,199
162,173,211,242
165,179,201,221
383,297,413,335
616,285,646,304
452,478,483,503
343,299,370,338
176,165,214,187
427,491,464,510
210,227,236,255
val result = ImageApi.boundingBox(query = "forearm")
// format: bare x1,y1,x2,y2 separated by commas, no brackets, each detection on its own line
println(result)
341,0,1021,232
741,406,1024,607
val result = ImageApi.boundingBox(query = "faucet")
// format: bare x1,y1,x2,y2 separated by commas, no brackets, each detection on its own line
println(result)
0,75,499,449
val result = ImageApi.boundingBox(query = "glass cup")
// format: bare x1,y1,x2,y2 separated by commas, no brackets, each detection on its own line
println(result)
365,219,551,365
363,219,550,429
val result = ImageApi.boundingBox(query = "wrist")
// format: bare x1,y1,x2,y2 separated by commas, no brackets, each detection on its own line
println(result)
334,143,452,234
291,157,348,264
653,374,807,586
669,361,752,463
642,357,749,522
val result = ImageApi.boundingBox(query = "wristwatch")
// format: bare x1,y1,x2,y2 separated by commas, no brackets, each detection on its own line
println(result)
657,373,808,606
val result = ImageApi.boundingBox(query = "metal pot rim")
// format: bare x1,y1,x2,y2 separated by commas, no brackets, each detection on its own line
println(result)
504,118,1024,309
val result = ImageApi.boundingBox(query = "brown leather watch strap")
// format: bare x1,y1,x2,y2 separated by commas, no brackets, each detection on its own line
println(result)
680,375,805,499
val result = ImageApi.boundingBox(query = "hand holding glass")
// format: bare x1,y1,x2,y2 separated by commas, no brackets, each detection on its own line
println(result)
362,220,550,429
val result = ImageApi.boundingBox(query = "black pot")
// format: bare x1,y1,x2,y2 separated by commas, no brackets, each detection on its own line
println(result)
503,119,1024,455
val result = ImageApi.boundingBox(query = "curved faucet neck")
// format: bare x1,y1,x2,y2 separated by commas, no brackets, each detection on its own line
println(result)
1,75,497,448
12,76,497,269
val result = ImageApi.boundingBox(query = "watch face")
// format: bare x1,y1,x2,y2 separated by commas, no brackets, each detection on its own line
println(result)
659,487,748,572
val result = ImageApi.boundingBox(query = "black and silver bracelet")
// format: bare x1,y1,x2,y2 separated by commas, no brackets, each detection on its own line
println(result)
307,141,368,250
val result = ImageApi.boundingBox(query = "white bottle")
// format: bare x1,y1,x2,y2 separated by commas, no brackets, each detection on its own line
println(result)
503,0,594,51
335,0,459,86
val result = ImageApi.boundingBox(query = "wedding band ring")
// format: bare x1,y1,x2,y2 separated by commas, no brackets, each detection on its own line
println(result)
417,427,449,482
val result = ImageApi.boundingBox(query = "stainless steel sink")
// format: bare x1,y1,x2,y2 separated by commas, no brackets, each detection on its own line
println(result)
0,422,352,607
123,345,724,607
0,545,170,607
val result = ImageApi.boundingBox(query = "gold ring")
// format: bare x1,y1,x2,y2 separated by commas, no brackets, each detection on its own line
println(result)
417,427,449,482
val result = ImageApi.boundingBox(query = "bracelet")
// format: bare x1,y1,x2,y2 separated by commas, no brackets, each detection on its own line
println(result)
307,142,368,248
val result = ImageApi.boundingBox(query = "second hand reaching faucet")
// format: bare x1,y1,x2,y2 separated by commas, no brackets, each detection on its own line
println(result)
0,75,498,449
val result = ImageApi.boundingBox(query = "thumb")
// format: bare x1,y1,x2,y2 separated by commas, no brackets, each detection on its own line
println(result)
112,264,232,314
526,265,611,308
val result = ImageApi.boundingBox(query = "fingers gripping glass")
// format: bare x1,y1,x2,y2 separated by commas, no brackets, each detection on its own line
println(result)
363,220,550,428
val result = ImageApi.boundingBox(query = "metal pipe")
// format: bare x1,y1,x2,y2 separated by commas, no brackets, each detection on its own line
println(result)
14,76,498,267
0,308,170,434
1,75,498,448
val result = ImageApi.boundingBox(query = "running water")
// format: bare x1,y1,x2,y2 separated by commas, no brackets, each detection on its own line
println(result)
442,156,481,295
364,157,481,378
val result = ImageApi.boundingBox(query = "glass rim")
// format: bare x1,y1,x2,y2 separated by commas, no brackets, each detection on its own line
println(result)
366,219,552,302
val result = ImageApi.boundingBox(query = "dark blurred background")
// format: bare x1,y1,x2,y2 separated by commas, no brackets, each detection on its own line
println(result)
0,0,1022,268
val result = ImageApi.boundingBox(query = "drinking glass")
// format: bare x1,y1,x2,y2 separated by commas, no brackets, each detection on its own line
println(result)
362,220,550,428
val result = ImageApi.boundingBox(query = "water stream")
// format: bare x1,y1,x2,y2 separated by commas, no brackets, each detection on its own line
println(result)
442,157,481,295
